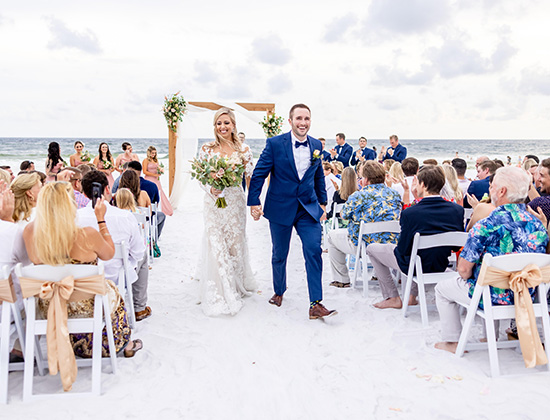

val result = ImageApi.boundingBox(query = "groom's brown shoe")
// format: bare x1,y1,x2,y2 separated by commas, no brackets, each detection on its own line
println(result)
269,294,283,307
309,303,337,319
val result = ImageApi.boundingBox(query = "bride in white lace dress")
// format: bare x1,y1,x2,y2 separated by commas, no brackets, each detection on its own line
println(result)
197,108,256,316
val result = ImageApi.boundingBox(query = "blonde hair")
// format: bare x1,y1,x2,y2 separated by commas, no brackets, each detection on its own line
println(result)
442,164,463,203
339,167,358,201
0,168,10,184
147,146,158,163
11,172,41,222
211,108,242,151
523,158,538,171
33,182,80,265
388,162,404,183
116,188,137,212
332,161,344,175
383,159,395,172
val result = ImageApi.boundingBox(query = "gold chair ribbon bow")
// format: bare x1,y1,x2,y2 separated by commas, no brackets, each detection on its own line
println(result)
19,272,107,392
0,276,16,303
479,263,550,368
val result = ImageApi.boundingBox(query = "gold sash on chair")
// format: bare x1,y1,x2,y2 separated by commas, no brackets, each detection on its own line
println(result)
19,273,107,392
0,276,16,304
478,263,550,368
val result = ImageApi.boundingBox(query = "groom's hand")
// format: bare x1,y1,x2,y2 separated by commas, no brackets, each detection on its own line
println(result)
320,205,326,222
250,205,263,221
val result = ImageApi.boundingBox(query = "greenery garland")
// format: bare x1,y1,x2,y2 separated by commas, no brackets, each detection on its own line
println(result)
163,92,187,132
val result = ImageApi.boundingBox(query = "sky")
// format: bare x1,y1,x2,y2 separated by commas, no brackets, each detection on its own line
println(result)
1,0,549,140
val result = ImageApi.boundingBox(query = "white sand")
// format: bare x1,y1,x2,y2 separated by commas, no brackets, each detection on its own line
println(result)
3,181,550,419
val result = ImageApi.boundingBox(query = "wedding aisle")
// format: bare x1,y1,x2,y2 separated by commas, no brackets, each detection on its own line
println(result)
4,181,550,419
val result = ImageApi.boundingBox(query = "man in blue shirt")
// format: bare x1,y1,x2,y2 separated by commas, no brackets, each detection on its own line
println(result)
465,160,497,207
382,135,407,163
350,136,376,167
329,133,353,167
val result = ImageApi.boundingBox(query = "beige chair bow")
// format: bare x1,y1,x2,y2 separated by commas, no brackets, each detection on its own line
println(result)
478,263,550,368
0,276,16,304
19,274,106,392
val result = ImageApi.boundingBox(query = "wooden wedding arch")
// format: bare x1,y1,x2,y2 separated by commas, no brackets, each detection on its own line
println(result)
168,102,275,194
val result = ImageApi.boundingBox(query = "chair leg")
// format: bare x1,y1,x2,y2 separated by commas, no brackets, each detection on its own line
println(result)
417,280,429,328
103,296,117,374
23,298,36,402
91,296,102,396
126,284,136,329
402,274,413,319
485,308,500,377
539,285,550,371
456,287,483,357
1,304,12,404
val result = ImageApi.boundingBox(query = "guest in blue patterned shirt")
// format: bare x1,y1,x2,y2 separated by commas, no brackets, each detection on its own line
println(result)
327,161,401,287
435,166,549,354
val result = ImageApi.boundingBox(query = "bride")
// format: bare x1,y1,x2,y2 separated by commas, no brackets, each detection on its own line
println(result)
197,108,256,316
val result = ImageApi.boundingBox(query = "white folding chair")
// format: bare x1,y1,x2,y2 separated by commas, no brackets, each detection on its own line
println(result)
114,242,136,329
133,212,150,267
16,262,117,401
351,220,401,298
456,253,550,377
151,202,159,245
137,206,154,265
330,203,346,230
463,208,473,229
402,231,469,327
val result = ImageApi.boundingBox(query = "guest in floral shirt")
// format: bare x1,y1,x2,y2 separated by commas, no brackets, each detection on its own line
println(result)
327,161,401,288
435,166,549,354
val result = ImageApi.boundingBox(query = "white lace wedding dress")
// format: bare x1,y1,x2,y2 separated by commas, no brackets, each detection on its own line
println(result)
196,144,256,316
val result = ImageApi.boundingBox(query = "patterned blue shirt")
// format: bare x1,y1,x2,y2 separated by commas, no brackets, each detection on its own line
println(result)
461,203,548,305
341,183,402,246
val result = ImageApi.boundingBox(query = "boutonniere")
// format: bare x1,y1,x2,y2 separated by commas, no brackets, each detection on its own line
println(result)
311,149,321,164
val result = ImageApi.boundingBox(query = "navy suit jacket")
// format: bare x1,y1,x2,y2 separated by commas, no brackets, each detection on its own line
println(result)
350,147,376,166
394,196,464,274
383,144,407,162
247,132,327,226
112,174,159,203
466,178,490,206
331,143,353,167
321,150,331,161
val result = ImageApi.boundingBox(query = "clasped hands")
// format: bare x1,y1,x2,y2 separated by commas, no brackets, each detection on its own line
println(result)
250,205,263,221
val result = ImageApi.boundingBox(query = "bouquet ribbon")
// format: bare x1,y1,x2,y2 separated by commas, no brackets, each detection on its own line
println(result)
215,190,227,208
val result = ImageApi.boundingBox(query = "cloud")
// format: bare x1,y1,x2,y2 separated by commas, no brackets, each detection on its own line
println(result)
364,0,451,35
194,60,219,85
490,38,518,70
46,16,101,54
267,73,293,95
374,96,404,111
251,34,291,66
519,68,550,96
323,13,358,43
372,64,436,86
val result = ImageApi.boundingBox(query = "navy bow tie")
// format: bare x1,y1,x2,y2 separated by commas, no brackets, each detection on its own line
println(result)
295,140,309,148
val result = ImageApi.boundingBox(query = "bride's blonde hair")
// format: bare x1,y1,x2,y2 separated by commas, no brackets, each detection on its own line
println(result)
211,108,242,151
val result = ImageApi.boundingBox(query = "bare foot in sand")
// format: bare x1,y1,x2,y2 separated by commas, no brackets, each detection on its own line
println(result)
374,297,403,309
434,341,458,354
408,295,418,306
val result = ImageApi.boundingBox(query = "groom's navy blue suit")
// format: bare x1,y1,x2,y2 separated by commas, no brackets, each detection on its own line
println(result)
248,132,327,303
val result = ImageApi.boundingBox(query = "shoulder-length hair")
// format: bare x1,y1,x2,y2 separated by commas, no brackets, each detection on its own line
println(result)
116,187,137,212
119,169,141,202
340,167,358,201
98,142,113,162
147,146,158,163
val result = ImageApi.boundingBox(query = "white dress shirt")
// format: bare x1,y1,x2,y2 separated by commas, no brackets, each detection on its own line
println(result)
77,202,145,285
0,220,29,315
291,132,311,180
391,175,415,203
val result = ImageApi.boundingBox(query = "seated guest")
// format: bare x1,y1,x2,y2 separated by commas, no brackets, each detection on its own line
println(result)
328,161,401,288
423,159,438,166
332,161,344,180
383,159,395,173
388,162,404,185
19,161,35,172
350,136,376,167
434,167,548,353
0,166,14,182
451,158,470,197
528,158,550,220
391,157,418,203
465,159,497,207
115,188,152,321
323,162,341,213
440,164,463,206
366,165,464,309
58,167,90,209
0,168,10,185
11,172,42,225
318,137,331,162
327,167,357,219
119,170,151,209
23,182,142,357
78,170,145,293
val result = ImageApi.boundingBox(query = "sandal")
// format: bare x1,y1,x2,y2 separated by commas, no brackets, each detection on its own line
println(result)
123,339,143,358
330,281,351,288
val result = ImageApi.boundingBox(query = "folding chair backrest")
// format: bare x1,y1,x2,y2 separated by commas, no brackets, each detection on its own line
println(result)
359,219,401,236
331,203,346,229
482,252,550,272
16,262,104,282
416,231,469,250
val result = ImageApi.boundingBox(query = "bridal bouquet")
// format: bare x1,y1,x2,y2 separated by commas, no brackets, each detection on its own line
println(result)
190,154,246,208
80,150,92,162
102,159,113,170
260,113,284,138
157,162,165,175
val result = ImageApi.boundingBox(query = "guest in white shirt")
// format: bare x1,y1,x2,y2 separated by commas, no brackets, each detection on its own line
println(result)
323,162,341,213
391,157,418,203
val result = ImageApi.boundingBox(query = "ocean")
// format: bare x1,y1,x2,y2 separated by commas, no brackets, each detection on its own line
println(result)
1,137,548,173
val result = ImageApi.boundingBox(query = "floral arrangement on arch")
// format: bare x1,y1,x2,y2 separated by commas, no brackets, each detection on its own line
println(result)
259,113,284,138
163,92,187,132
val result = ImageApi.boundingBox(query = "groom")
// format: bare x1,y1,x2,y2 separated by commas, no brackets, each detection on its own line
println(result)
248,104,337,319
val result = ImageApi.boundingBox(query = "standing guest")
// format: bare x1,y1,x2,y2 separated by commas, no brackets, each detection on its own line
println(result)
45,142,66,182
328,161,401,288
367,165,464,309
382,135,407,163
142,146,173,216
451,158,470,197
11,172,42,225
391,157,418,203
69,141,86,167
93,142,116,189
327,166,357,219
318,138,332,161
19,161,35,172
58,167,90,209
323,162,341,214
0,166,15,182
350,136,376,167
114,142,139,173
528,158,550,220
466,159,497,206
329,133,353,168
434,167,548,354
119,170,151,209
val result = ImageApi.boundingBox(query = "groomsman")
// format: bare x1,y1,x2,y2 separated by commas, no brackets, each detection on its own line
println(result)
382,134,407,163
350,136,376,166
329,133,353,167
318,137,332,161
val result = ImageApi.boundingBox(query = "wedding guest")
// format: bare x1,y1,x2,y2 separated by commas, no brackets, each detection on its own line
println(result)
11,172,42,224
328,161,401,287
329,133,353,167
434,167,548,353
142,146,173,216
23,181,143,358
327,167,357,219
332,161,344,179
528,158,550,220
466,160,497,206
93,142,116,189
0,168,11,184
119,169,151,209
58,167,90,209
387,162,404,188
115,142,139,173
391,157,418,203
0,166,14,182
323,162,341,214
45,141,66,182
451,158,470,197
475,155,490,170
350,137,376,167
19,161,34,172
383,159,395,173
440,164,464,206
319,137,331,161
69,141,86,167
367,165,464,309
382,135,407,163
423,159,438,165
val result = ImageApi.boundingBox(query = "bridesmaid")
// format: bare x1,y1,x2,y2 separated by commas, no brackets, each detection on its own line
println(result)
142,146,173,216
114,142,139,173
70,140,85,167
45,141,66,182
93,142,116,189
